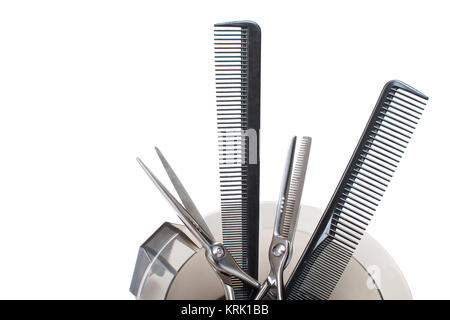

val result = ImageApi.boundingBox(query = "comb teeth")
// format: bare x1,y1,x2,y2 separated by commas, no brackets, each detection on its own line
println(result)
286,80,428,300
280,137,312,238
288,238,352,300
215,21,261,300
215,24,248,131
216,23,249,299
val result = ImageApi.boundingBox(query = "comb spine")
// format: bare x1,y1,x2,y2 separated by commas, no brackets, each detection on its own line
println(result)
244,22,261,296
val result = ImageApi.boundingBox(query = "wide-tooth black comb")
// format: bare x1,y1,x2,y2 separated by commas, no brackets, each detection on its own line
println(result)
214,20,261,299
286,80,428,300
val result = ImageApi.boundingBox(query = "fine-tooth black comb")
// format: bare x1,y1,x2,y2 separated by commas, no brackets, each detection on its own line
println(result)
214,20,261,299
285,80,428,300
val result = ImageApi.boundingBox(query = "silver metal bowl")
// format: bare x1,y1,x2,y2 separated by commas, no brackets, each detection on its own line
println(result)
130,202,411,300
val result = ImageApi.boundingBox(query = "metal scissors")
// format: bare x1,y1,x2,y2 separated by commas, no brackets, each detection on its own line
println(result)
136,147,261,300
254,136,312,300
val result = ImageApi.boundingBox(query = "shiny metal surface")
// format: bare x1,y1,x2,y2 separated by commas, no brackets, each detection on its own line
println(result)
155,147,214,240
130,223,199,300
256,136,311,300
131,202,412,300
136,153,261,299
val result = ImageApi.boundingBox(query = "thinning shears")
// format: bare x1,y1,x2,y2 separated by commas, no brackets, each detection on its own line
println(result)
254,136,311,300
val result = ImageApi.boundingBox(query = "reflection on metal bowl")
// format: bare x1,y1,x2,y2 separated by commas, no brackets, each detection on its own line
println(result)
131,202,411,300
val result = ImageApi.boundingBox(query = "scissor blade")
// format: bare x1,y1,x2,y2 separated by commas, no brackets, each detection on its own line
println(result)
136,157,212,248
154,147,215,241
283,136,311,243
273,137,297,237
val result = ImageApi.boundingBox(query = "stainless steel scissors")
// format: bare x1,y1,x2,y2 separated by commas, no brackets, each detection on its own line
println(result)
254,136,312,300
136,147,261,300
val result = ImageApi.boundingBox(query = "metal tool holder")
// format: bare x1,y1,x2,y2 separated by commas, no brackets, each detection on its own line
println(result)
130,204,412,300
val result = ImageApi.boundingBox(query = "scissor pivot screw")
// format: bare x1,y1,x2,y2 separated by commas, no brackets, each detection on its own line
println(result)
212,245,225,258
272,243,286,257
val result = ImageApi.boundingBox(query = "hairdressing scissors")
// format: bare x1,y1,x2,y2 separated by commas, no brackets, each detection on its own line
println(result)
254,136,311,300
137,147,261,300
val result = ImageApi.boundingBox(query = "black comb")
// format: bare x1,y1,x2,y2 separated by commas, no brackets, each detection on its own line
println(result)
214,20,261,299
286,80,428,300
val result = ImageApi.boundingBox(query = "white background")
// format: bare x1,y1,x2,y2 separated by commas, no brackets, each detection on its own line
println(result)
0,0,448,299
